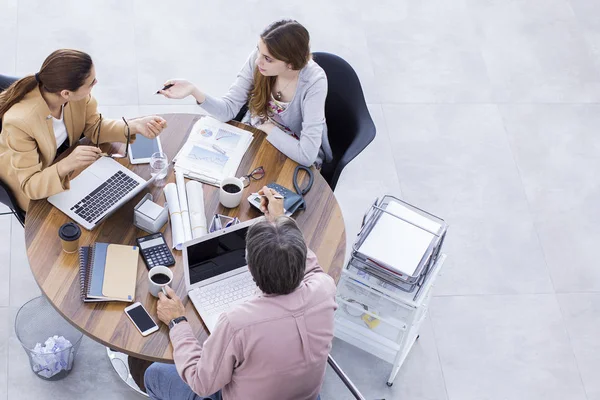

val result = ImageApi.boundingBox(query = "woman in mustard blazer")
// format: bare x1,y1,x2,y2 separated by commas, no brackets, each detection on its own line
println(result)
0,49,167,211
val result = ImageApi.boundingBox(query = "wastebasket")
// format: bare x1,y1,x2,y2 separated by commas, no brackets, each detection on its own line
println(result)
14,296,83,381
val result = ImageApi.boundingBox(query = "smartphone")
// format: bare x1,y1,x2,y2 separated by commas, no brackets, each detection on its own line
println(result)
124,302,159,336
128,135,163,164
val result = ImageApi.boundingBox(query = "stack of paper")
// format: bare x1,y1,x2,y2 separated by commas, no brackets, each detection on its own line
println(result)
174,117,253,187
358,201,442,277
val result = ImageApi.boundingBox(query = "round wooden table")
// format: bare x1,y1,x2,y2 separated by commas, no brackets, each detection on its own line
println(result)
25,114,346,363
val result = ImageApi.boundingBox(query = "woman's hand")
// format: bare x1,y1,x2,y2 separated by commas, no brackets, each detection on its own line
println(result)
158,79,201,100
57,145,102,177
256,122,276,135
130,116,167,139
259,186,285,221
157,285,186,326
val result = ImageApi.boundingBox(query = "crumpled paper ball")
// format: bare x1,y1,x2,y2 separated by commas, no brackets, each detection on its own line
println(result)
30,336,74,378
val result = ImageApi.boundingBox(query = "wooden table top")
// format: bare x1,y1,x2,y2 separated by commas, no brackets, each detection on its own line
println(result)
25,114,346,363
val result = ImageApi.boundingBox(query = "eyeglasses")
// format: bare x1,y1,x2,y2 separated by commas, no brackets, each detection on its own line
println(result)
241,166,265,188
94,114,130,159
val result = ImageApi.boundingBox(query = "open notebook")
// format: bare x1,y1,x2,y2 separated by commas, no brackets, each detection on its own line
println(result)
79,243,139,302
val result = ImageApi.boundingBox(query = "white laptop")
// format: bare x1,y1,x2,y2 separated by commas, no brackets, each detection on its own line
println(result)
183,217,263,332
48,156,163,230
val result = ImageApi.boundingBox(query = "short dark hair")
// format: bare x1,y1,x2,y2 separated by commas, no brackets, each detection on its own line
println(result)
246,216,307,295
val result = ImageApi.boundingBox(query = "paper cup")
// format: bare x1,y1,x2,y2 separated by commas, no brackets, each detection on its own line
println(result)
58,223,81,254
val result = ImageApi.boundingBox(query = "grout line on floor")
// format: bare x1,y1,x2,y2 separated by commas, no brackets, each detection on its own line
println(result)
427,315,451,400
495,105,559,294
553,292,590,400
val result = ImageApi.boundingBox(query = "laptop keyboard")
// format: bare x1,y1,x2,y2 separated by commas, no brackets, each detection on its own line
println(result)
70,171,139,223
190,273,258,316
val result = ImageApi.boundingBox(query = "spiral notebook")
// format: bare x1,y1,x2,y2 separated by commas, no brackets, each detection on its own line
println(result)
79,243,139,302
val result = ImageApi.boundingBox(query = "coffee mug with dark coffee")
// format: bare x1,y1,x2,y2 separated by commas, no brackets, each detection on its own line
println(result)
58,222,81,253
148,265,173,297
222,184,242,194
219,177,244,208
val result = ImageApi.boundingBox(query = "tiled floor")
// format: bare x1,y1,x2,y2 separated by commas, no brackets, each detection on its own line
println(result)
1,0,599,399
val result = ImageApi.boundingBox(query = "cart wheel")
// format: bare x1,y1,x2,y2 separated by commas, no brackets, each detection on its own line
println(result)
386,381,393,387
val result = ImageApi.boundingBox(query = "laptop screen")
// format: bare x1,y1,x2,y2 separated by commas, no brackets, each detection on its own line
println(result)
186,226,249,285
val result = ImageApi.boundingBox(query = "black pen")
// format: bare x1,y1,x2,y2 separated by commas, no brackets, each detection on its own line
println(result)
155,83,174,94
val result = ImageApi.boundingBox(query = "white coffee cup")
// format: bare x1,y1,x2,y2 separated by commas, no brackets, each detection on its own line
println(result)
219,177,244,208
148,266,173,298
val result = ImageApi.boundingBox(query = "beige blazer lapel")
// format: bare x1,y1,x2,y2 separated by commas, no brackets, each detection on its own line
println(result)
41,114,57,166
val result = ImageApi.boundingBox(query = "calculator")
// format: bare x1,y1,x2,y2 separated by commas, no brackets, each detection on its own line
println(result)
136,232,175,270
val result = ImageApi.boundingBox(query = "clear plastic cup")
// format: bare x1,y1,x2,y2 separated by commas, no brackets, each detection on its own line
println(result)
150,152,169,184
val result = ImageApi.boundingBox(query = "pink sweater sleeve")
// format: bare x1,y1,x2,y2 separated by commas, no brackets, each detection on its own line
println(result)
169,316,239,396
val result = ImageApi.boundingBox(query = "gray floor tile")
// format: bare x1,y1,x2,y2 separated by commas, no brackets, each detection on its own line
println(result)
335,104,402,258
0,216,11,307
296,0,379,104
10,218,40,308
16,0,138,106
557,293,600,400
133,0,258,106
499,105,600,218
133,1,379,105
430,294,587,400
383,104,553,295
365,0,492,103
467,0,600,103
0,0,17,75
568,0,600,71
322,316,448,400
500,105,600,292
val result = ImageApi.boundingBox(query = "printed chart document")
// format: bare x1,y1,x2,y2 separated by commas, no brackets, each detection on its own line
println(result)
174,117,253,186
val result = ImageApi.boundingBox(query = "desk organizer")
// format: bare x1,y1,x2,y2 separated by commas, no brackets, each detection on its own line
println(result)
133,194,169,234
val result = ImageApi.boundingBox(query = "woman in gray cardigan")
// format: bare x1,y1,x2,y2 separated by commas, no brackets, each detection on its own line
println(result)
159,19,332,167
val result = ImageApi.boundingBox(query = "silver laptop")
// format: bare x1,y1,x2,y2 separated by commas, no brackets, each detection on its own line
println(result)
48,156,162,230
183,217,263,332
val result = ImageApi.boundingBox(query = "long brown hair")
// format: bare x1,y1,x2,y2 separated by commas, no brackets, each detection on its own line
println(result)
249,20,310,118
0,49,93,118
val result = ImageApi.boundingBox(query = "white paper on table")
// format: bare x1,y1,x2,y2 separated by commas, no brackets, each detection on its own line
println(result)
186,180,208,238
358,200,441,276
164,183,185,250
176,170,192,242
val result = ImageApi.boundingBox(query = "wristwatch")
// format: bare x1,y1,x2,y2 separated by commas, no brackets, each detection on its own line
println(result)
168,316,188,330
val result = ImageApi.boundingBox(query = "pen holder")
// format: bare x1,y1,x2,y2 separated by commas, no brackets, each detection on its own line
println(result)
209,214,240,233
133,194,169,234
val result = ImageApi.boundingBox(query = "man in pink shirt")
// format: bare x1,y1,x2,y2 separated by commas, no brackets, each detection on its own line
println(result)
144,187,337,400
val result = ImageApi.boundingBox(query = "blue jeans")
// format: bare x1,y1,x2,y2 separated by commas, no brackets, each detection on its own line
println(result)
144,363,222,400
144,362,322,400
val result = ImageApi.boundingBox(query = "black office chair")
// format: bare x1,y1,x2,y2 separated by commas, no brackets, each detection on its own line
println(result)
0,74,26,226
313,52,376,191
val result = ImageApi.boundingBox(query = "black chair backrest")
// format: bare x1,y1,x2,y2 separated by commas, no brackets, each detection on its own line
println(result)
0,74,26,226
312,53,376,190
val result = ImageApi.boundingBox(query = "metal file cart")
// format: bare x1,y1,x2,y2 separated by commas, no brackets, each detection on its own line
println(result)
334,196,448,386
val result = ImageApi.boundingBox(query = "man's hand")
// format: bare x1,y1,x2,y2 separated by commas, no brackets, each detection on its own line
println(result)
157,285,186,326
258,185,285,221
